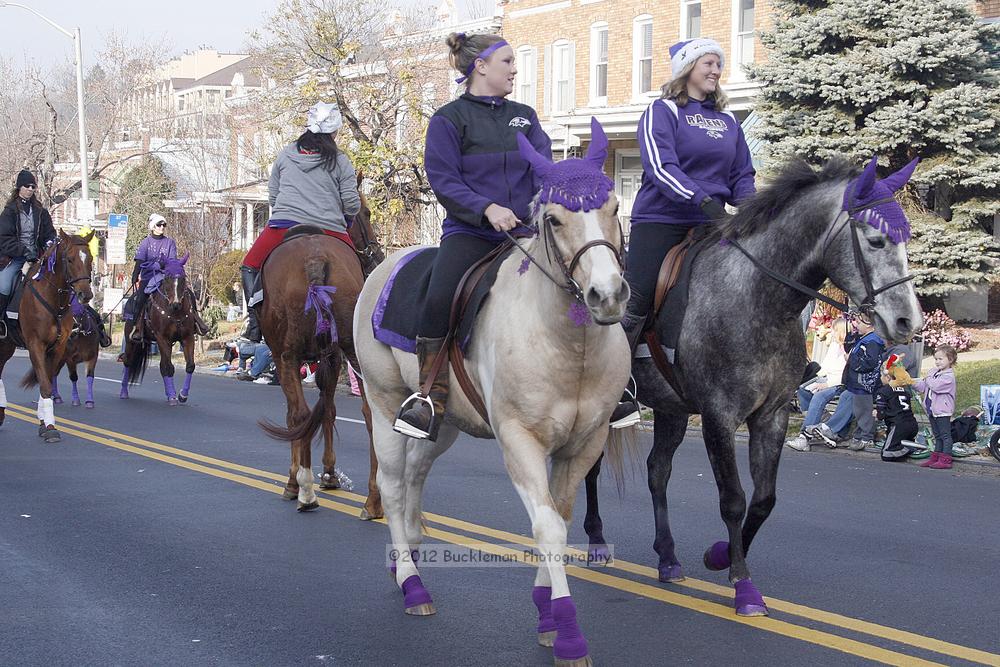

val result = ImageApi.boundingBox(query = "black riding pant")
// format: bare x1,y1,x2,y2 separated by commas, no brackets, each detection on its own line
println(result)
419,233,503,339
131,281,150,322
622,222,697,329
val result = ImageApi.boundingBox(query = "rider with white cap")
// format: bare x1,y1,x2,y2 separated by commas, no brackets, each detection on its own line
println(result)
239,101,362,342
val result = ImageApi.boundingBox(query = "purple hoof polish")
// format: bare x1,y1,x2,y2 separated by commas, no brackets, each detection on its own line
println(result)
551,596,588,662
658,563,685,582
532,586,556,634
734,579,768,616
85,401,95,409
704,541,731,571
401,575,434,615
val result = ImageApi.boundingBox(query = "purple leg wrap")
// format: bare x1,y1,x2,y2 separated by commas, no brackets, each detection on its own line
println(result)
734,578,768,616
551,596,588,661
120,368,130,399
71,381,80,404
181,372,193,397
587,542,611,565
532,586,556,633
705,541,731,571
658,563,684,582
163,376,176,399
87,377,95,404
401,575,432,609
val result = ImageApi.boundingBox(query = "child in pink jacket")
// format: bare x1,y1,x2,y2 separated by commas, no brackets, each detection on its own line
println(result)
914,345,958,469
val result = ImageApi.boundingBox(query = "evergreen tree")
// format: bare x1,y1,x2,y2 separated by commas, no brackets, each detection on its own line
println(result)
749,0,1000,296
113,157,176,261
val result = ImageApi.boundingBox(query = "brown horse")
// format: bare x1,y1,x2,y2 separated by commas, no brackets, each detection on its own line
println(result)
258,200,385,519
0,230,95,442
51,296,101,408
119,254,198,405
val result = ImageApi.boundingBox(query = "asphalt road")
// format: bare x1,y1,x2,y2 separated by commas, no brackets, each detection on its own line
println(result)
1,352,998,666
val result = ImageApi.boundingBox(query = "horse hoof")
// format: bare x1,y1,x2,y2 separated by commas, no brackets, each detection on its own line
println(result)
703,541,731,571
587,543,612,566
360,507,383,521
554,658,592,667
734,578,769,617
178,394,188,404
297,500,319,512
41,426,61,443
319,473,341,490
404,603,435,616
71,399,81,407
281,488,298,501
538,631,556,647
53,396,63,405
119,392,129,400
85,401,95,409
658,563,685,583
167,398,179,406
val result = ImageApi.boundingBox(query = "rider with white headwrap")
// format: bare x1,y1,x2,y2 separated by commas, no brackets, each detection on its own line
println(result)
240,102,361,342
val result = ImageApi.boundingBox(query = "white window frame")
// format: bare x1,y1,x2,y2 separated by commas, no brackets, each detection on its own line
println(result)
614,149,643,235
550,39,575,114
680,0,702,40
516,45,538,106
589,23,609,107
632,15,654,101
731,0,756,81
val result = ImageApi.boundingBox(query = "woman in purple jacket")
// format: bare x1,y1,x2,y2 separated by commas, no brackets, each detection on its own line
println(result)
394,31,552,441
613,38,756,419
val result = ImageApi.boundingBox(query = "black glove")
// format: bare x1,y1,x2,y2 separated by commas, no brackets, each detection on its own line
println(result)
25,252,37,262
700,197,730,222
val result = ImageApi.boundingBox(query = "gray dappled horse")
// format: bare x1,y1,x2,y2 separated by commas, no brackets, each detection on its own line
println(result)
584,155,923,616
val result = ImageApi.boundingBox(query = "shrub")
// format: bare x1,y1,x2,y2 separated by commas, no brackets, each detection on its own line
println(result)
921,309,972,352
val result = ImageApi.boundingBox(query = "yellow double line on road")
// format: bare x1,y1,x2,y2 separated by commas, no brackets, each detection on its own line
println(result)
6,402,998,666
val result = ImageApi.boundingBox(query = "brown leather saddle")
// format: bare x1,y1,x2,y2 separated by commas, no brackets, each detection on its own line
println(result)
421,241,514,424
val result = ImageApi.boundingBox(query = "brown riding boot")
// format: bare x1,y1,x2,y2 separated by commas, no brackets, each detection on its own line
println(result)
394,336,449,441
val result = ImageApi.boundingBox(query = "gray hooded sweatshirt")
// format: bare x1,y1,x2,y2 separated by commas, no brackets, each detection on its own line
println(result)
268,144,361,232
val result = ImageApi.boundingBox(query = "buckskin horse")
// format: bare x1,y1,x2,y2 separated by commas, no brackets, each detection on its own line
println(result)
0,230,95,442
120,255,198,405
257,193,385,522
582,155,923,616
354,119,631,666
51,295,101,408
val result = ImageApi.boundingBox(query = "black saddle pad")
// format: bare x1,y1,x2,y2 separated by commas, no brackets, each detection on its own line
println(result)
3,272,28,347
282,224,327,242
372,247,505,353
655,230,715,364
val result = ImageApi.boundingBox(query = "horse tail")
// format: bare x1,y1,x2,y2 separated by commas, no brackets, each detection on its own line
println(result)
603,423,641,498
124,338,149,386
19,367,38,390
259,252,343,445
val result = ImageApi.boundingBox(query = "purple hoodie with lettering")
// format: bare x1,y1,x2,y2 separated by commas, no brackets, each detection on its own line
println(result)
424,93,552,242
632,97,755,225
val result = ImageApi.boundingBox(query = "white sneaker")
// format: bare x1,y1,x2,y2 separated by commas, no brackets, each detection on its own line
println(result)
812,423,840,449
785,434,810,452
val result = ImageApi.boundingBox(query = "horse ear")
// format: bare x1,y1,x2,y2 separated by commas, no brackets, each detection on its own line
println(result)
880,157,920,193
855,155,879,198
58,229,69,241
81,230,95,243
517,132,552,176
585,117,608,169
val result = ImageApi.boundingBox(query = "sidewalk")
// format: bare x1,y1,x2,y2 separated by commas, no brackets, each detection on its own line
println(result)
920,347,1000,372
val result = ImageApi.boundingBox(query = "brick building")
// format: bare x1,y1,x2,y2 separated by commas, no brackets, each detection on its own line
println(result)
500,0,769,225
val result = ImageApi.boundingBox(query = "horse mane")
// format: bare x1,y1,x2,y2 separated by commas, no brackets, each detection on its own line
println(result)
716,156,860,240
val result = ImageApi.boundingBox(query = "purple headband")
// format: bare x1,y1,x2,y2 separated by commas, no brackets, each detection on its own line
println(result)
455,40,510,84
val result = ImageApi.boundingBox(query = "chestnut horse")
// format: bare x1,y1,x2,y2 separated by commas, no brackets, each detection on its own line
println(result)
120,255,198,405
0,230,95,442
258,197,385,520
51,296,101,408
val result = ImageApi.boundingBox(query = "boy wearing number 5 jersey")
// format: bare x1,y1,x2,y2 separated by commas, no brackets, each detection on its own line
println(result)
874,369,918,462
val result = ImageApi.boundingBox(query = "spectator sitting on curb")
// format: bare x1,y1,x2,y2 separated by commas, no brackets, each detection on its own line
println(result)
786,318,854,452
874,360,919,462
237,341,277,384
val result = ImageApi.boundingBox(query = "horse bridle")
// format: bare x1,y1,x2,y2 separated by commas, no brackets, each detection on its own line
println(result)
730,195,914,317
348,214,383,272
29,238,92,323
504,215,625,303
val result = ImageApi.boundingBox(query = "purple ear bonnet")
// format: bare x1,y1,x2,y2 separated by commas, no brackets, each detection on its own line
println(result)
844,156,919,245
518,117,614,213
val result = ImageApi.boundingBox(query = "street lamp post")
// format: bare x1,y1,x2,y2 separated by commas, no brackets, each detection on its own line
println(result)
0,2,89,201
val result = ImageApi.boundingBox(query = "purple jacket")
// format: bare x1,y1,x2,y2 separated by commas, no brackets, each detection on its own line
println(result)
632,97,755,225
914,368,956,417
133,235,177,283
424,93,552,242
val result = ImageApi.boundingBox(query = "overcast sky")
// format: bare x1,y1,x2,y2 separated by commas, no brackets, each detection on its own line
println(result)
0,0,450,69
